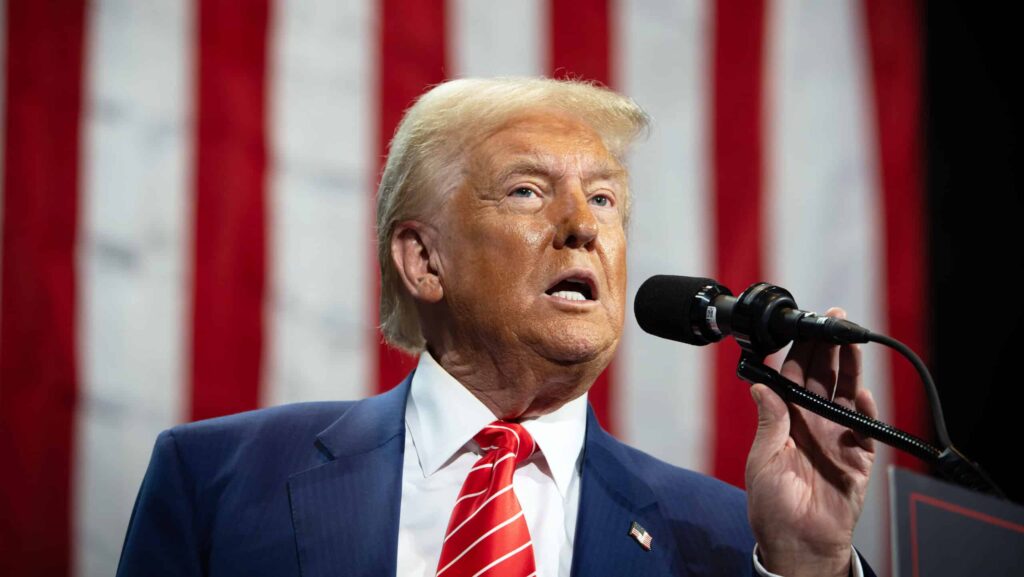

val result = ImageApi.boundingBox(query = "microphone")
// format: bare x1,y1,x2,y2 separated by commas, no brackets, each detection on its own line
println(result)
634,275,871,356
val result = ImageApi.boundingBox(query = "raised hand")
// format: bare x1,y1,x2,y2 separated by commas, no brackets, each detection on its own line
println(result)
745,308,877,577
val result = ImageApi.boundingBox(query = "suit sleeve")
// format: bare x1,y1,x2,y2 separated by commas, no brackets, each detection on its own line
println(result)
116,429,205,577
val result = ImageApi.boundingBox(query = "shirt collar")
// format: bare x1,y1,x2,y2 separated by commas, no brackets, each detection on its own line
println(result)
406,351,587,498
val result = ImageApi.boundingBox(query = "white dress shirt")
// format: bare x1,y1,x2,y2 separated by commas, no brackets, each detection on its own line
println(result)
396,351,585,577
395,352,863,577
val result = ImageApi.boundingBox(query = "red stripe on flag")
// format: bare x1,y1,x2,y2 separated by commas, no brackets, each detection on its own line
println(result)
190,0,271,421
863,0,930,471
711,0,767,487
549,0,617,435
374,0,447,393
550,0,611,83
0,1,87,573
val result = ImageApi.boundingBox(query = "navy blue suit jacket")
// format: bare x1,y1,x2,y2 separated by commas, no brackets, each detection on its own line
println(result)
117,375,873,576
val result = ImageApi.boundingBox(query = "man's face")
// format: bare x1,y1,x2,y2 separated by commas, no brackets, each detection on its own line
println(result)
430,111,628,368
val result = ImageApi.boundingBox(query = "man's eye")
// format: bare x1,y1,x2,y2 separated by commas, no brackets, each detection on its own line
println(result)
510,187,537,198
590,194,612,207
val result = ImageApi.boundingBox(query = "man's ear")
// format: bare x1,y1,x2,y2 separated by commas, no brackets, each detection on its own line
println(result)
391,221,444,304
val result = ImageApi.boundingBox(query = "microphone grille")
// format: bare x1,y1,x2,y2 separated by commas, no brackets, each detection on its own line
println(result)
634,275,719,345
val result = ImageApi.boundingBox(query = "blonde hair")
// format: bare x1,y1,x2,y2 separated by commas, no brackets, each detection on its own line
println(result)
376,77,649,352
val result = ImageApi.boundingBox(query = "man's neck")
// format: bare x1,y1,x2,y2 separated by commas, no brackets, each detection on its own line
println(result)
427,345,601,420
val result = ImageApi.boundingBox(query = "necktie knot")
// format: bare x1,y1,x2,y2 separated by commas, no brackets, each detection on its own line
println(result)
437,421,538,576
474,421,535,465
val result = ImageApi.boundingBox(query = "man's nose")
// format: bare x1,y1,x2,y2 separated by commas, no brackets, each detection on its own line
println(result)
552,186,599,250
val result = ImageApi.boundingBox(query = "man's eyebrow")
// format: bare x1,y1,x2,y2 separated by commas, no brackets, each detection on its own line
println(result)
493,159,554,184
585,165,628,183
492,156,627,184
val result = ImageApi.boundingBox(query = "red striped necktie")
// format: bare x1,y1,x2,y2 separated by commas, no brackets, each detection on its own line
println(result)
435,421,538,577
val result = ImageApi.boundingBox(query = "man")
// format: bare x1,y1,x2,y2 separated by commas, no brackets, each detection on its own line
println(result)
118,78,877,577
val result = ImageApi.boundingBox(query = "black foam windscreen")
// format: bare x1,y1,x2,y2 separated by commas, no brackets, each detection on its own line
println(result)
634,275,718,346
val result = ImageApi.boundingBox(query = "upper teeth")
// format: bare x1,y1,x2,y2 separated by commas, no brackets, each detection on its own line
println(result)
552,291,587,301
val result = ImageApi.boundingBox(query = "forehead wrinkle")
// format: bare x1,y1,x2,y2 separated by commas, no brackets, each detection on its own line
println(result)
491,151,626,187
492,153,564,185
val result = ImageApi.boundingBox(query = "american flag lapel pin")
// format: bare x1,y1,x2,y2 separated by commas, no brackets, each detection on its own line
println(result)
628,521,653,551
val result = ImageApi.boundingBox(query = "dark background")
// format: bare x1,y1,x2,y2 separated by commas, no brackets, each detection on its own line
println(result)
927,2,1023,503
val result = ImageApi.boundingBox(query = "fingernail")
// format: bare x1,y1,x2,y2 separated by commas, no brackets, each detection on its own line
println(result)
750,386,761,405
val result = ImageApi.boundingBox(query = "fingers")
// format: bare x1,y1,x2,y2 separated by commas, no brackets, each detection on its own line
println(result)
805,340,840,402
781,307,845,401
778,305,872,431
854,386,878,420
745,383,791,483
832,340,863,410
851,387,878,452
818,307,865,412
779,315,822,386
779,339,815,385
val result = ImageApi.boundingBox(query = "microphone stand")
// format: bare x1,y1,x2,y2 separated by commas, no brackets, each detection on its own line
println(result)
635,276,1006,498
735,351,1005,498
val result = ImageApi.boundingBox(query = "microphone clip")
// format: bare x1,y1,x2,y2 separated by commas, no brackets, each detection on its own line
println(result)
730,282,800,356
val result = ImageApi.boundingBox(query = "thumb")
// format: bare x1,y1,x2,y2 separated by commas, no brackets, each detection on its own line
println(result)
746,384,790,481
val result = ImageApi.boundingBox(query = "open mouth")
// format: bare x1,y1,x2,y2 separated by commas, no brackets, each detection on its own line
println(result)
545,276,596,302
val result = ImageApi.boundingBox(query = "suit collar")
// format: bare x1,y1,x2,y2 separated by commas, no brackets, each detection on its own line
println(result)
314,373,411,459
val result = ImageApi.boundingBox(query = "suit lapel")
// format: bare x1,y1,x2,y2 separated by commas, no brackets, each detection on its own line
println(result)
287,379,683,576
287,376,411,577
570,406,675,577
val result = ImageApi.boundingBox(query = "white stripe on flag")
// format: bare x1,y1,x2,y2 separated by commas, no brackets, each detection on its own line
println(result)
764,1,890,572
76,1,192,576
448,0,546,78
264,0,374,406
617,0,712,472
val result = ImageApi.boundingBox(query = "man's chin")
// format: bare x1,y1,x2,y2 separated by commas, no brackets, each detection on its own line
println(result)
525,329,619,368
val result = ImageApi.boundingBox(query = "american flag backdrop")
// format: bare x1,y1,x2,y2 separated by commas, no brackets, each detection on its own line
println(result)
0,1,930,576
